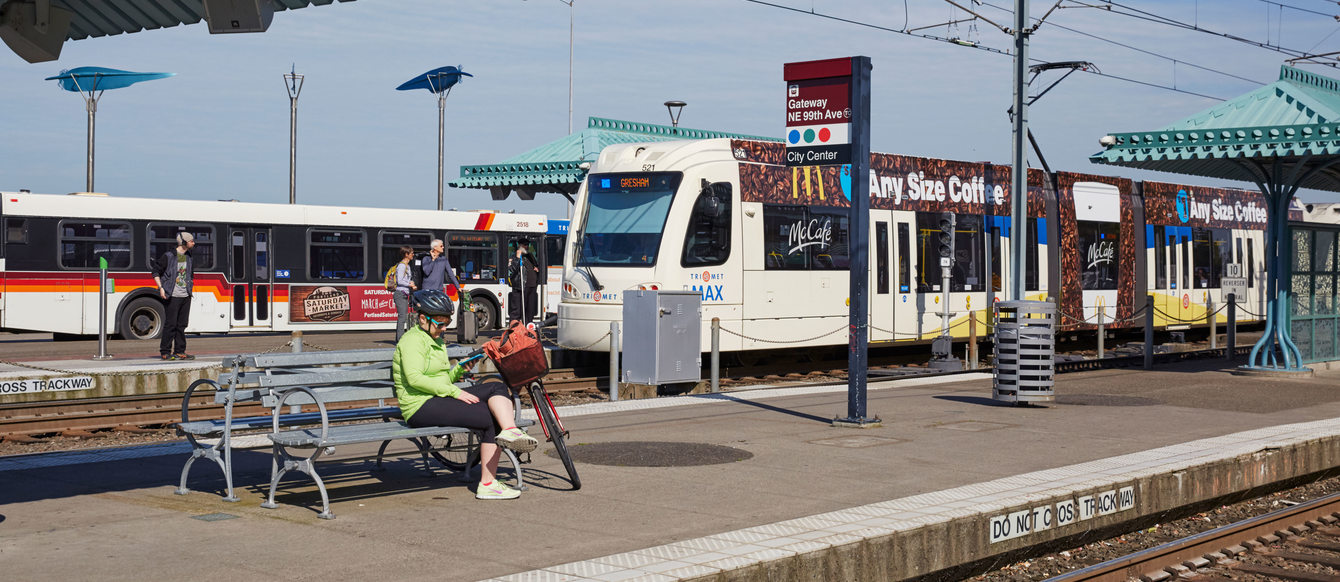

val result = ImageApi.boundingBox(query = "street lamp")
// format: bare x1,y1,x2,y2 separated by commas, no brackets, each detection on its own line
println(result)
45,67,174,193
664,100,686,131
397,65,473,211
524,0,574,134
284,65,304,204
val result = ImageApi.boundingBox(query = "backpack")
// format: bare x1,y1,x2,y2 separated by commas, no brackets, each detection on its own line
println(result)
384,264,398,291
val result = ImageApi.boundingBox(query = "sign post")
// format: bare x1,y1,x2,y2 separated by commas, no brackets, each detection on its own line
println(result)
785,56,877,428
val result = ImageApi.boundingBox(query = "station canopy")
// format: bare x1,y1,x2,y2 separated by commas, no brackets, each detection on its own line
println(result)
453,116,780,202
0,0,349,63
1091,65,1340,372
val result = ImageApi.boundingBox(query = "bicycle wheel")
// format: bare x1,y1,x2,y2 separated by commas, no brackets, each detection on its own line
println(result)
429,432,476,473
529,381,580,490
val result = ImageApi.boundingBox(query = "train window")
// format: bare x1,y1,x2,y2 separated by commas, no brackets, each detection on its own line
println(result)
449,233,499,283
1181,231,1190,290
148,224,215,271
579,172,681,267
763,205,825,270
683,182,732,267
897,223,911,293
1248,239,1255,288
914,212,984,292
59,220,132,269
1191,227,1230,288
308,229,365,280
1077,220,1119,290
380,230,433,275
6,218,27,244
1153,225,1167,290
988,217,1002,292
875,222,889,294
1026,217,1041,292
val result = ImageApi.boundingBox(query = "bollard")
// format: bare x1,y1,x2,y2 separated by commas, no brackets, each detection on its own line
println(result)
1097,308,1105,360
1226,293,1237,361
291,330,303,353
1144,297,1154,370
609,321,620,402
711,317,720,393
94,257,113,360
1207,297,1217,351
968,314,978,370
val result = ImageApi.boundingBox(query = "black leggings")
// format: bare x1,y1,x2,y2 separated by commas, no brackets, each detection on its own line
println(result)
406,381,513,444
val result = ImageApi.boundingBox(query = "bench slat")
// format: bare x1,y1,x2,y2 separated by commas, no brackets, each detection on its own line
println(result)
270,422,474,448
260,385,395,408
256,367,391,389
177,406,400,436
243,348,395,368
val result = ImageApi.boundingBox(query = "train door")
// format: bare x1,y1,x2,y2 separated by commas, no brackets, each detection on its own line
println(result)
1166,226,1192,324
228,227,273,330
871,215,894,342
1073,182,1120,323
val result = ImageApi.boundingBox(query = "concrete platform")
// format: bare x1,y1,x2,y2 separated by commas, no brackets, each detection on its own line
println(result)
3,359,1340,581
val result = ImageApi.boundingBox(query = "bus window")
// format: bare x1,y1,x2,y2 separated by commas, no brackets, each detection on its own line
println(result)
449,233,499,283
60,220,131,269
308,229,365,280
544,233,565,271
380,230,433,275
1153,225,1167,290
1077,220,1119,290
875,222,889,295
683,182,731,267
897,222,910,293
6,218,27,244
149,224,215,270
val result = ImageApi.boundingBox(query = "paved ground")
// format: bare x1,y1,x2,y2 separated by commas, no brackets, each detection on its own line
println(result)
2,358,1339,581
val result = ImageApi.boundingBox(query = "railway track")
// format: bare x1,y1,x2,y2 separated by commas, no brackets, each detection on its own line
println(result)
0,342,1242,442
1044,491,1340,582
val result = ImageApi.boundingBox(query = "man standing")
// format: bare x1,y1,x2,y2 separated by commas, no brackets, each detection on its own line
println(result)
154,231,196,360
507,238,541,324
420,238,464,299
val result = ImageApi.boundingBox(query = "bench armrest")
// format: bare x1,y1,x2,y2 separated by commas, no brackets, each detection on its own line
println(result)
181,378,220,427
272,386,328,443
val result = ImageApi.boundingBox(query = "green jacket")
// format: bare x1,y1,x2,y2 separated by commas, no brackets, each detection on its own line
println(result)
392,325,466,421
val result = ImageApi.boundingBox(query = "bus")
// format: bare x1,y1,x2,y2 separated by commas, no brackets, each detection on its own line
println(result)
557,138,1276,353
543,219,569,318
0,191,555,339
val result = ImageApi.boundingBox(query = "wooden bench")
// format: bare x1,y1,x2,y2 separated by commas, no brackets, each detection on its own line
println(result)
175,348,528,517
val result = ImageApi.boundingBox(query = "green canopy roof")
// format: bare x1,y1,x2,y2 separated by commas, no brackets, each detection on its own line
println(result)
1090,66,1340,193
453,117,780,200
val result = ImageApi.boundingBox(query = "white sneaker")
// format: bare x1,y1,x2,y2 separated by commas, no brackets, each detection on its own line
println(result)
496,427,539,453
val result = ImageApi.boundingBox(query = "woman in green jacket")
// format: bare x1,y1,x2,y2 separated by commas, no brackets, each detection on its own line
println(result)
393,290,538,500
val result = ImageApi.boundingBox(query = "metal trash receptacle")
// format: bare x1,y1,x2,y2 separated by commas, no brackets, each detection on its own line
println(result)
993,300,1055,403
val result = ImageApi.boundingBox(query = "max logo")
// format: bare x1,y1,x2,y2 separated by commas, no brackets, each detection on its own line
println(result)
1176,189,1190,223
691,284,724,301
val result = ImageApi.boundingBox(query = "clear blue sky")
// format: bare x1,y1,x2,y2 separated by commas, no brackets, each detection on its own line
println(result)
3,0,1339,219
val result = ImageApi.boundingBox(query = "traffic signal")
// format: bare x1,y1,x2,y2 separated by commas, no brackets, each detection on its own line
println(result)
938,211,956,265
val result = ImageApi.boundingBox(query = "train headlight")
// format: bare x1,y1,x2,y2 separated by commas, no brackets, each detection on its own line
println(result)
635,283,661,291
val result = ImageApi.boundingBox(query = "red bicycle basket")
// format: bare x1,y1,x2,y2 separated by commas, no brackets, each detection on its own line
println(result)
481,321,549,388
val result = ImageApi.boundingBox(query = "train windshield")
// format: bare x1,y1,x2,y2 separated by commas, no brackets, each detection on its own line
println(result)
576,172,683,266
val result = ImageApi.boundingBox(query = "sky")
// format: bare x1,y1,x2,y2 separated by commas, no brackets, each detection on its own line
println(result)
3,0,1340,219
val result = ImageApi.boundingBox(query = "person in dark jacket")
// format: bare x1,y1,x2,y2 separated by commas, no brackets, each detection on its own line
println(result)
154,231,196,360
506,238,541,324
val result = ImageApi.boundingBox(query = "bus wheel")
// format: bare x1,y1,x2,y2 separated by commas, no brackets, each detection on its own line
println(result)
119,297,164,340
472,297,499,331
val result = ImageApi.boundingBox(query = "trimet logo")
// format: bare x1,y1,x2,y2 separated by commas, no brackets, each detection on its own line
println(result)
1176,189,1191,223
788,84,799,97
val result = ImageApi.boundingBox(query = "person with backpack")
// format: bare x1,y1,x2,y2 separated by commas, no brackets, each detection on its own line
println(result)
389,246,418,341
506,237,541,324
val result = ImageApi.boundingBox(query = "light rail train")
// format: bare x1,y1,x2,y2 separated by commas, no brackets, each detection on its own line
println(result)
557,138,1304,353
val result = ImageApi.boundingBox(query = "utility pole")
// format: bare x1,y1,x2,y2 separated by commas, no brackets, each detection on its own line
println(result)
1009,0,1029,301
284,66,304,204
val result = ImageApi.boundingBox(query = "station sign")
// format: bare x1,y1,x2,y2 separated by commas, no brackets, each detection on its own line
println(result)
784,58,853,167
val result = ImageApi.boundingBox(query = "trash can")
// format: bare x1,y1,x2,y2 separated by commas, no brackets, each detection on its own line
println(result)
993,300,1055,403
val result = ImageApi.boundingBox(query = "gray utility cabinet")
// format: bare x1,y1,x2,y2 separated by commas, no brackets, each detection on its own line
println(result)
621,290,702,385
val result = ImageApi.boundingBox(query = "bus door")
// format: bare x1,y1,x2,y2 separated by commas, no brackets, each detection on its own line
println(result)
229,227,273,330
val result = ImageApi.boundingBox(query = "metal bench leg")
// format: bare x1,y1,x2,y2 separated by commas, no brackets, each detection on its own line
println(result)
260,447,288,511
302,458,335,520
176,437,232,499
503,449,527,491
410,437,436,477
374,439,392,471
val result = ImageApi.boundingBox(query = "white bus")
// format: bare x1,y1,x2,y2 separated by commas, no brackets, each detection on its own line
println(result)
556,138,1272,353
0,191,556,339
